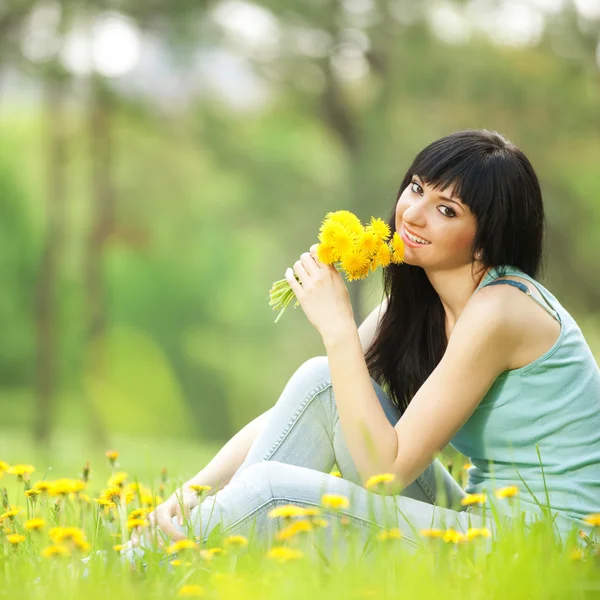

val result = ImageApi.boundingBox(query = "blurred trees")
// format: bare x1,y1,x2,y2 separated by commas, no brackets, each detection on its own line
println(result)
0,0,598,445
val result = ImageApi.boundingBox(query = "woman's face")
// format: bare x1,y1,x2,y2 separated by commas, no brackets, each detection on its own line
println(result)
395,174,479,270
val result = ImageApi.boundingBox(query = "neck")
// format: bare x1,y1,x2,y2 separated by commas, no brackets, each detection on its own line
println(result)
425,262,492,331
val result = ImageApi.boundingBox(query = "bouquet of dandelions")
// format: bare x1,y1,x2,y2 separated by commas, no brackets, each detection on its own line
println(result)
269,210,405,323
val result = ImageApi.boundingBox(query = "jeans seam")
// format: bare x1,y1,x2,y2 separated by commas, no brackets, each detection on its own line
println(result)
263,380,333,461
221,497,421,550
415,473,437,504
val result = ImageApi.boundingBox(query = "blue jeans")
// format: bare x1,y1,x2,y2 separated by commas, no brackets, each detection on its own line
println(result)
166,356,495,551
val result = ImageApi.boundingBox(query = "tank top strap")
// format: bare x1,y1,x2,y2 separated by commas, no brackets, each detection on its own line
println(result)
477,266,561,324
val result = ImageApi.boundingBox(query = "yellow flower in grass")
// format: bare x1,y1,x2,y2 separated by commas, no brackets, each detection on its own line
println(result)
321,494,350,510
419,528,444,538
97,486,135,508
330,469,342,478
32,481,52,494
376,528,402,542
7,533,26,545
443,528,468,544
223,535,248,548
7,464,35,477
0,507,23,522
128,508,150,520
268,504,309,519
189,484,212,496
113,544,127,552
569,548,585,561
466,527,491,540
126,518,147,530
495,486,519,499
107,471,128,488
49,479,85,497
266,546,304,563
312,518,329,529
276,520,313,541
41,545,70,558
583,513,600,527
178,585,205,597
167,539,197,554
365,473,396,490
460,493,487,506
0,460,9,474
105,450,119,465
199,547,225,561
24,518,45,531
463,462,473,470
25,489,41,500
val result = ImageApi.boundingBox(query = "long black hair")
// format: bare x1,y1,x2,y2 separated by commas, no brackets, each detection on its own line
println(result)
364,129,546,414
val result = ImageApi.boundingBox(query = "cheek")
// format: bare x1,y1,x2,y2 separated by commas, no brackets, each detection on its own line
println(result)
446,225,477,253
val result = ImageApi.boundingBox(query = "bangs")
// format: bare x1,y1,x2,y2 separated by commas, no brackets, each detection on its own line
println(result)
408,134,512,218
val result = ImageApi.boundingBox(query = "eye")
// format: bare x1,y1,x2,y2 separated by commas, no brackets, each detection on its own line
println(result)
438,205,456,218
410,180,423,194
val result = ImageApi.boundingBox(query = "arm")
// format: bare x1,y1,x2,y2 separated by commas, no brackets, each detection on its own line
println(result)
143,408,273,542
323,291,514,488
358,297,389,354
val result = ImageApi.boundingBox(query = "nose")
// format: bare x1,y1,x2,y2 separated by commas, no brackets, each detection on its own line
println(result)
400,195,427,228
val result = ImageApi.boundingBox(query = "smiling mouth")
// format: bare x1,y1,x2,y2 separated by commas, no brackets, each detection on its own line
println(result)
403,226,431,245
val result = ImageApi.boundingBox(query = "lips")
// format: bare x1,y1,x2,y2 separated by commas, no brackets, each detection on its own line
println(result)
402,225,431,245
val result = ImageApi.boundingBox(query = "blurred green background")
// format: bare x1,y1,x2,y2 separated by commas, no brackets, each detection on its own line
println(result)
0,0,599,482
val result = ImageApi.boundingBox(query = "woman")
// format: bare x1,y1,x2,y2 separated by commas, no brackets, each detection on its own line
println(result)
131,129,600,555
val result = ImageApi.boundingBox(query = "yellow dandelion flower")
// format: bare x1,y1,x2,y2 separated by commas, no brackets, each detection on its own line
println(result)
319,220,347,247
266,546,304,563
167,539,198,554
376,528,402,542
0,507,23,521
41,545,70,558
189,484,212,496
7,533,26,545
276,520,313,541
460,493,487,506
463,462,473,470
7,464,35,477
301,507,321,517
25,489,41,499
105,450,119,464
419,528,444,538
495,486,519,499
330,469,342,478
32,481,52,493
321,494,350,510
466,527,491,540
358,229,382,257
390,232,404,264
49,527,85,544
107,471,128,488
24,518,45,531
178,585,205,597
316,242,339,265
223,535,248,548
140,492,155,506
0,460,9,473
126,518,147,530
312,518,329,528
583,513,600,526
365,473,396,490
199,547,225,561
442,528,468,543
340,249,370,281
49,479,85,496
128,508,150,520
268,505,308,519
113,544,126,552
569,548,584,561
372,242,392,268
367,217,391,241
323,210,364,236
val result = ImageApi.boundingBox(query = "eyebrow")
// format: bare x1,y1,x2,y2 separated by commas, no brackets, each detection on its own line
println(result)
414,175,464,208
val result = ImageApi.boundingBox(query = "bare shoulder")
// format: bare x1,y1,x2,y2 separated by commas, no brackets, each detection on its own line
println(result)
469,276,562,371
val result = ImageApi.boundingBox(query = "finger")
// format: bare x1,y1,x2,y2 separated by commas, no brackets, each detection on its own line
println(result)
310,244,327,268
292,259,310,286
300,251,321,273
285,268,304,299
156,510,187,541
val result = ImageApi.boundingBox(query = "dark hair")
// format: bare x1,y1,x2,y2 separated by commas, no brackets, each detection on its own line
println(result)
365,129,546,414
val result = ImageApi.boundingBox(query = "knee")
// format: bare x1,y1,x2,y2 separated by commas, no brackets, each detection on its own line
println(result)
234,461,294,500
294,355,331,386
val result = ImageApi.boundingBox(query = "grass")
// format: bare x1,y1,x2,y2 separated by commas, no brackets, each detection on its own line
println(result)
0,428,599,600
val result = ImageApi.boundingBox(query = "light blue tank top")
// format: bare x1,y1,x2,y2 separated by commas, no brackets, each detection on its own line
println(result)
450,265,600,536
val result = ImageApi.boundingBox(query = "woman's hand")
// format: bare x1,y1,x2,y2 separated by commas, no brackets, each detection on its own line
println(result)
130,486,199,546
284,244,356,341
